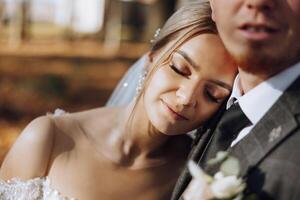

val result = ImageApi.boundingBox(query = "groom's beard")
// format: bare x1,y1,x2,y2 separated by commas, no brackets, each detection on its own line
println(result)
232,44,300,77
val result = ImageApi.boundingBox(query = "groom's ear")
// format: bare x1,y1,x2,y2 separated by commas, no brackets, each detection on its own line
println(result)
210,0,216,22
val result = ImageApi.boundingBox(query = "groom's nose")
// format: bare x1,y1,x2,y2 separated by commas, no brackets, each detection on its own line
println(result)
245,0,275,11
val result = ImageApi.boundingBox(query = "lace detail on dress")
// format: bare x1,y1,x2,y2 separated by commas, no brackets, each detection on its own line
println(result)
0,177,76,200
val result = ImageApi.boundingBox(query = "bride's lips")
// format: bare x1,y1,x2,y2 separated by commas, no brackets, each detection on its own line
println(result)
161,100,189,121
237,22,280,41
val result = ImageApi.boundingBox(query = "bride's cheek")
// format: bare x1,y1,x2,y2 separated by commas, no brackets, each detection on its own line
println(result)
150,69,177,94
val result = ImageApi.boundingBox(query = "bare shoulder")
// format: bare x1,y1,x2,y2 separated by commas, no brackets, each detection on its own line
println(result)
73,106,119,121
71,107,121,138
0,115,55,180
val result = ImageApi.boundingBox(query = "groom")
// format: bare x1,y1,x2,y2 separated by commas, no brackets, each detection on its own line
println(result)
171,0,300,199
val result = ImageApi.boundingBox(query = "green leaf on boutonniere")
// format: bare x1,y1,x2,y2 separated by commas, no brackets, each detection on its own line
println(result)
207,151,229,166
220,156,240,176
243,194,258,200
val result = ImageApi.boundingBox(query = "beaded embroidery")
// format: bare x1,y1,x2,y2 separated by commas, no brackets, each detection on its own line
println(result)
0,177,76,200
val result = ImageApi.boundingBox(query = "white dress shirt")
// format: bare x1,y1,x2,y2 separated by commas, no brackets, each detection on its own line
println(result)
227,62,300,147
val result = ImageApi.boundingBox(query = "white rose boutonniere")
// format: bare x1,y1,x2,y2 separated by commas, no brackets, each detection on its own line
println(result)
183,151,250,200
211,172,245,199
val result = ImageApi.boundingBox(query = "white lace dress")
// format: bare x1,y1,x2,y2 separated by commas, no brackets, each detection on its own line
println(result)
0,177,76,200
0,109,76,200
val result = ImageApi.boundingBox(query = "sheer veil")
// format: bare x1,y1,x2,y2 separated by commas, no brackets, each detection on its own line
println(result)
106,54,147,107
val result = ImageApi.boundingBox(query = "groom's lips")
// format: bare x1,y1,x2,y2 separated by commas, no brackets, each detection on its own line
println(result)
161,100,189,121
237,22,280,41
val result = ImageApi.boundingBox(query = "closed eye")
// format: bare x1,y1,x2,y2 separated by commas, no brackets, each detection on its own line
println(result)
205,90,219,103
204,81,231,104
205,89,227,104
169,63,190,77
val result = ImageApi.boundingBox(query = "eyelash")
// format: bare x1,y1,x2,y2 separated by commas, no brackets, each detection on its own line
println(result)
170,63,223,104
205,89,222,104
169,63,188,76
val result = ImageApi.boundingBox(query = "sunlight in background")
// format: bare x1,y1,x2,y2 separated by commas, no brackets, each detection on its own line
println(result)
0,0,174,164
72,0,105,33
2,0,105,34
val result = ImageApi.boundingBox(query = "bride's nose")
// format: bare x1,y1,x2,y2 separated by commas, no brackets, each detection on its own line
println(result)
176,85,198,107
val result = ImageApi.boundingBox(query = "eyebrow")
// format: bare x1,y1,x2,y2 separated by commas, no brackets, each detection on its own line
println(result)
174,50,200,70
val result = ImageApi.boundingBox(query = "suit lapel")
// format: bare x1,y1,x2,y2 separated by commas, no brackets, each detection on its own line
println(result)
171,77,300,200
229,77,300,176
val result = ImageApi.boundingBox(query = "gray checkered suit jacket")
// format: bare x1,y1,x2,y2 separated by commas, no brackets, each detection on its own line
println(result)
171,76,300,200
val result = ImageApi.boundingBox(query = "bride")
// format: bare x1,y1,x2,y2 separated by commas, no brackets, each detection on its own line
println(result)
0,1,237,199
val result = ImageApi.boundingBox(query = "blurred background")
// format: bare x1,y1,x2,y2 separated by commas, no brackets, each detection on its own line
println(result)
0,0,189,164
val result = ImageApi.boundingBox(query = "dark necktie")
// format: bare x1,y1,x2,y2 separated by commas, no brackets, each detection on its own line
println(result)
200,102,252,173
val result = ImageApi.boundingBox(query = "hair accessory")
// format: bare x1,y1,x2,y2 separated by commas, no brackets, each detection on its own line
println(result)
150,28,161,43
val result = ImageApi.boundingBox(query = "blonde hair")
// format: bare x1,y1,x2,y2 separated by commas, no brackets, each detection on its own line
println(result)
151,0,216,53
129,0,216,133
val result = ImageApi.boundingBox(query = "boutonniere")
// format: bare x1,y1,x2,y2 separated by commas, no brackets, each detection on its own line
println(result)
183,151,254,200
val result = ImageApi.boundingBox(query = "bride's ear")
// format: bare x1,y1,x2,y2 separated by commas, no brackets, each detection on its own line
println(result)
145,51,154,70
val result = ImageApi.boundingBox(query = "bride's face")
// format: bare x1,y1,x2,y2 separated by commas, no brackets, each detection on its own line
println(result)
144,33,237,135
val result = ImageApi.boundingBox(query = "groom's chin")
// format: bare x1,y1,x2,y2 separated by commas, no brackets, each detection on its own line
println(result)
231,45,294,75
